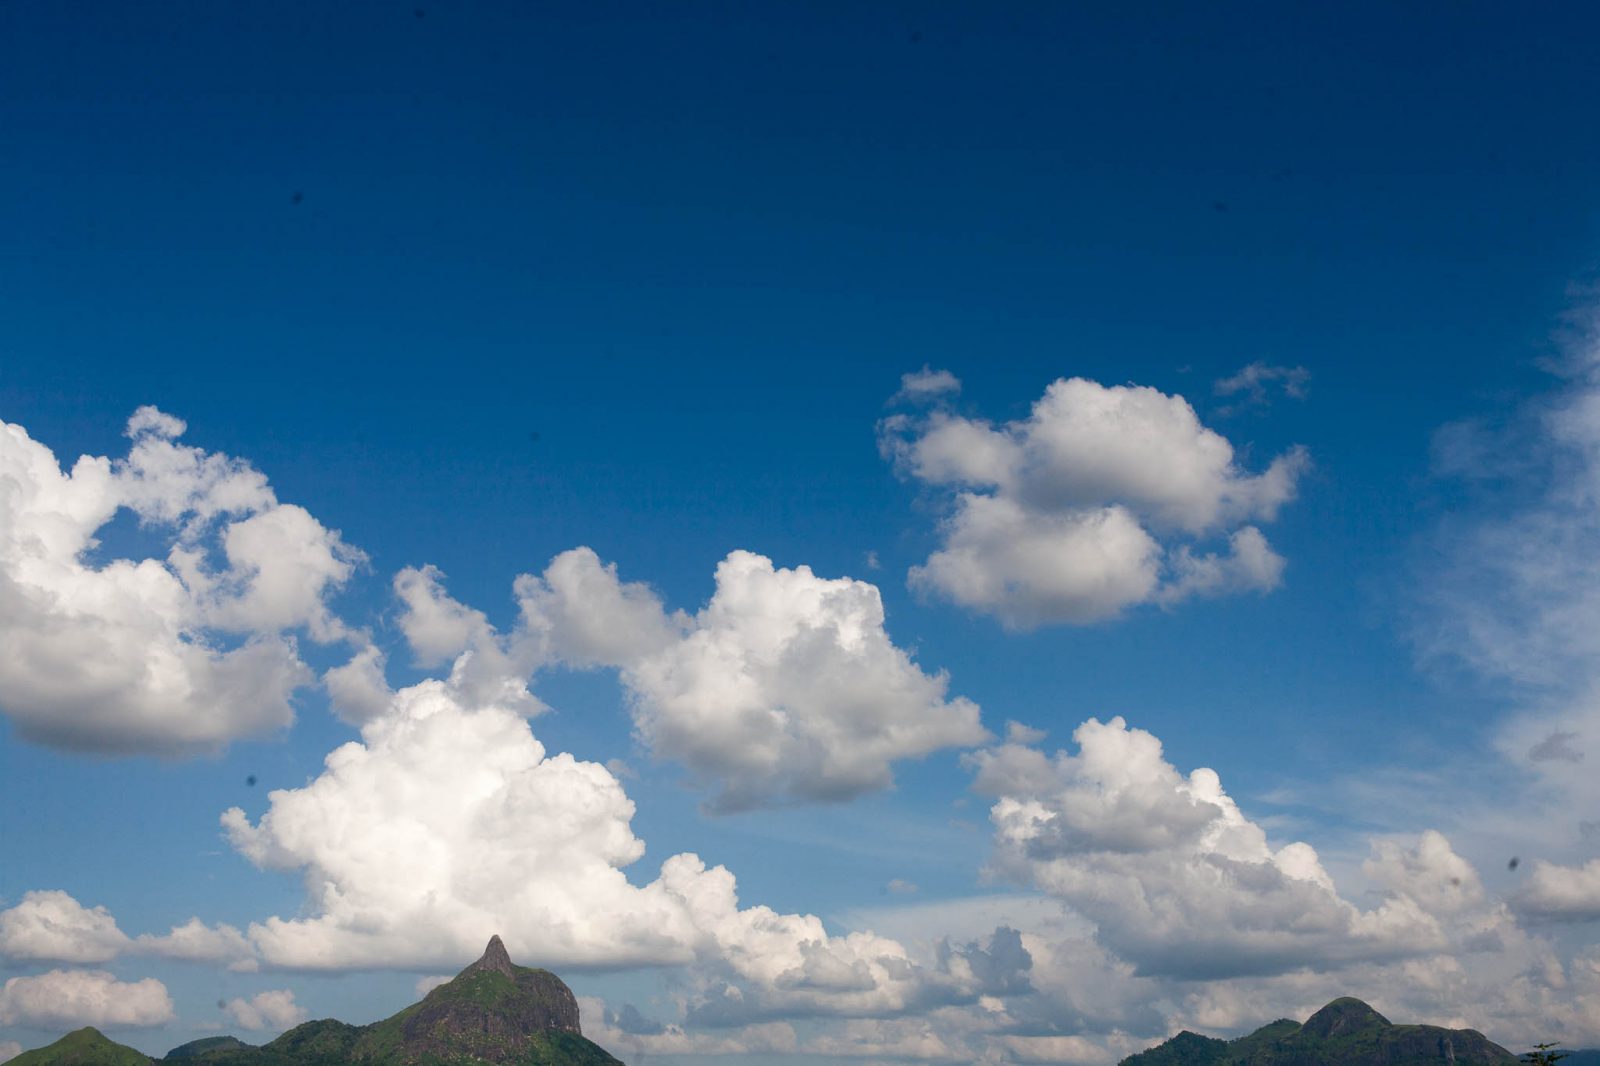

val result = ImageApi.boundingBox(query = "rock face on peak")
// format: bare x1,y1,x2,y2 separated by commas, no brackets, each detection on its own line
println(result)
379,935,588,1061
1120,997,1518,1066
460,934,517,979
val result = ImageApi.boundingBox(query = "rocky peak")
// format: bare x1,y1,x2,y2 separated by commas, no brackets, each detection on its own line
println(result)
458,934,516,979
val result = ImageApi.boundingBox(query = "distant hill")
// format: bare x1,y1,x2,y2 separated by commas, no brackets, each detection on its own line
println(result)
164,1039,251,1060
7,1028,151,1066
1121,997,1519,1066
1556,1052,1600,1066
6,937,622,1066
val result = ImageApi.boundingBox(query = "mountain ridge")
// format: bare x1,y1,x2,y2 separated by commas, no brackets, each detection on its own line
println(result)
11,986,1598,1066
1120,996,1522,1066
7,937,619,1066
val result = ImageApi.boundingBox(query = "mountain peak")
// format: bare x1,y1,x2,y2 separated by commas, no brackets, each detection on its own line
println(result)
458,933,516,979
1301,997,1391,1039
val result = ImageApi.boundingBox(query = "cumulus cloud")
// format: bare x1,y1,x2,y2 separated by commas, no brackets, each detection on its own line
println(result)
220,677,990,1020
969,718,1490,980
881,377,1306,627
0,969,174,1029
0,1040,20,1063
397,547,986,811
1515,859,1600,921
0,891,130,964
322,644,395,725
0,890,258,972
137,918,257,969
223,989,305,1031
0,409,361,754
389,565,544,717
588,550,985,811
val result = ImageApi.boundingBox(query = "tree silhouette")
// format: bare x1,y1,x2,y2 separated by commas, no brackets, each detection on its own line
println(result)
1524,1043,1568,1066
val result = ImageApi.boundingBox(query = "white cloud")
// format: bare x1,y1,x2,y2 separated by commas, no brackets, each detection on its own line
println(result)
969,717,1483,980
414,975,451,998
393,564,496,667
220,677,987,1020
1516,859,1600,921
383,546,986,811
137,918,257,969
223,989,305,1031
613,550,986,811
1414,298,1600,855
322,645,394,725
580,997,799,1059
0,969,174,1029
1,890,259,974
391,565,544,717
512,548,681,669
909,496,1163,628
893,366,962,403
882,377,1306,627
0,1039,20,1063
1213,362,1310,410
0,891,130,964
421,547,988,812
0,410,360,754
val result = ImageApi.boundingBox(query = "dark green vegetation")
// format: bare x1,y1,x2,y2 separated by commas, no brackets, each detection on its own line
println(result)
165,1039,250,1059
1121,998,1521,1066
6,938,621,1066
8,1028,153,1066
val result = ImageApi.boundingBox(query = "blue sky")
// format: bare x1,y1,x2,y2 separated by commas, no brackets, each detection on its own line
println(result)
4,3,1600,1063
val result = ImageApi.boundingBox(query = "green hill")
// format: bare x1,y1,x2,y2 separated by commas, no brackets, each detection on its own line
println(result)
6,1028,152,1066
1122,997,1518,1066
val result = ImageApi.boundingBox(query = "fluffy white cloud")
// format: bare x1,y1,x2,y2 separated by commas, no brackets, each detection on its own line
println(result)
220,678,987,1019
970,718,1478,980
322,644,394,725
612,550,986,811
0,409,360,754
137,918,257,969
0,890,259,973
512,548,680,668
0,1039,20,1063
1515,859,1600,921
0,891,130,964
398,547,986,811
881,377,1306,626
223,989,305,1031
0,969,174,1029
390,565,544,717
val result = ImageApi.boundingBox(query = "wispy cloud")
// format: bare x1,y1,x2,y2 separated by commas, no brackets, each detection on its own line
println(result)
1213,361,1310,414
